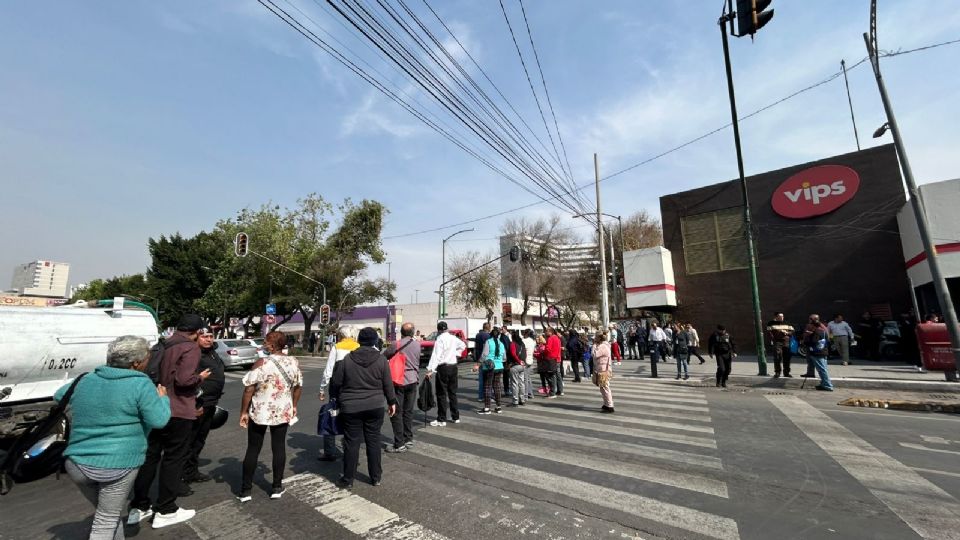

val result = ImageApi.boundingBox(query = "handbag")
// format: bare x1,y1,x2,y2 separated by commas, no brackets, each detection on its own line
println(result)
592,371,610,387
317,398,342,436
388,339,415,386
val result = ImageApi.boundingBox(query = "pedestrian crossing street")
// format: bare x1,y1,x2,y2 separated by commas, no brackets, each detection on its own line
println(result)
188,374,740,540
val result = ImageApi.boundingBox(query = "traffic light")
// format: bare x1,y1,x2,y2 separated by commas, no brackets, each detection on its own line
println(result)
319,304,331,325
736,0,773,37
509,244,520,262
234,232,249,257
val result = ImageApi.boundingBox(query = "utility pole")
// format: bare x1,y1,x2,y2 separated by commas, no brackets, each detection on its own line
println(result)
864,0,960,380
595,153,610,330
608,225,617,319
719,2,767,375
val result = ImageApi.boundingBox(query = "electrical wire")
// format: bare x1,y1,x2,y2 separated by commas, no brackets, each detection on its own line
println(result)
382,35,960,239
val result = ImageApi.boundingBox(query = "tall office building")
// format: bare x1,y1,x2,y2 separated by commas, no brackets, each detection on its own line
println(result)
499,235,599,298
11,260,70,298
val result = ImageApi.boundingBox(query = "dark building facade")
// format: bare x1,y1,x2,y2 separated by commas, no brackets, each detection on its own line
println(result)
660,144,911,352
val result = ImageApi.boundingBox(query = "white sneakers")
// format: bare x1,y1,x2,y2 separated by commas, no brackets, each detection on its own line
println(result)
429,420,446,427
126,508,153,525
151,507,196,529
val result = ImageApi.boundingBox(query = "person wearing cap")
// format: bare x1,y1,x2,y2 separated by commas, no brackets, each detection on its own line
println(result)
181,326,225,485
129,314,211,529
329,327,397,488
425,321,466,426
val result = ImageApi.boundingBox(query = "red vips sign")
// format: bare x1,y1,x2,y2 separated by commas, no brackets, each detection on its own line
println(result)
771,165,860,219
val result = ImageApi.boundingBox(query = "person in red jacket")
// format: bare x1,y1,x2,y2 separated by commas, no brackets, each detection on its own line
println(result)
544,327,564,397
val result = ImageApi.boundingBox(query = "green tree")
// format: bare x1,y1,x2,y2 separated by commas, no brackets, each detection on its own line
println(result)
447,250,500,322
501,215,576,324
145,232,224,327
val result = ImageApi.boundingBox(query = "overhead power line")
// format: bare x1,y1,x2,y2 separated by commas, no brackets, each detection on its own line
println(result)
382,35,960,240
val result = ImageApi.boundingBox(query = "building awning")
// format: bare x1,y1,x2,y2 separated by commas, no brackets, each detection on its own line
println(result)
624,247,677,309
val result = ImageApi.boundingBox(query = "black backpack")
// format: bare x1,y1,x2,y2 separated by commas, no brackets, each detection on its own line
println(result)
146,339,167,384
1,373,86,495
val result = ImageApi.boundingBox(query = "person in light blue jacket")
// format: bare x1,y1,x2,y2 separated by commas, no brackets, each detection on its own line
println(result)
55,335,171,539
472,327,506,414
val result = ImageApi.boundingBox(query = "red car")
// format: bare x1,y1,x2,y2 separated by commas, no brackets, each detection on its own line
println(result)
418,328,469,364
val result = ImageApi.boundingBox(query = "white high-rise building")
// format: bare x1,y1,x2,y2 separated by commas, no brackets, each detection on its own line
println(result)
11,260,70,298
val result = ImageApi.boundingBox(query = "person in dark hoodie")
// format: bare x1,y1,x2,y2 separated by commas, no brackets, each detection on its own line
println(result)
330,327,398,488
129,314,210,529
566,329,584,383
181,325,225,485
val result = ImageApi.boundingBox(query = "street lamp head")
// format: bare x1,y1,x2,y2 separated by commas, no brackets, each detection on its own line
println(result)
872,122,890,138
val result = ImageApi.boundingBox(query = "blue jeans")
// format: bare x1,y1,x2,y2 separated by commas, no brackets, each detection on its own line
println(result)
812,355,833,389
676,353,689,377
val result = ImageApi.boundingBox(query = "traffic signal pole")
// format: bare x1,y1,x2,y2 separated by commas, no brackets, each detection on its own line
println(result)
719,9,768,375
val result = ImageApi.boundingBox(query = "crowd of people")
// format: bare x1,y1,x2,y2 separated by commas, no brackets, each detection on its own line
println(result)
53,307,932,538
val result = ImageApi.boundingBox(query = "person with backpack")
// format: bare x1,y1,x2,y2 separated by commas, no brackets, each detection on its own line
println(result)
383,323,421,453
674,325,692,380
473,327,506,413
55,336,171,540
129,314,209,529
708,325,736,388
804,314,834,391
507,330,528,406
565,329,584,383
318,325,359,461
181,326,225,486
237,331,303,501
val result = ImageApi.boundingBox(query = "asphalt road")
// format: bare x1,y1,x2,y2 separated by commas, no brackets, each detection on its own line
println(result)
3,356,960,540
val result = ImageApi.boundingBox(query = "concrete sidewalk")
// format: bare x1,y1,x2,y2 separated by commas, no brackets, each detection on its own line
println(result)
614,354,960,393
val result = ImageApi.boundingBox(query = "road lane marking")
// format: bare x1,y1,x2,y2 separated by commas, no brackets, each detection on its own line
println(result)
414,441,741,540
518,392,710,421
188,500,284,540
493,411,717,448
421,427,728,497
283,473,450,538
900,442,960,456
468,414,724,469
515,404,715,434
912,467,960,479
554,386,709,405
768,395,960,540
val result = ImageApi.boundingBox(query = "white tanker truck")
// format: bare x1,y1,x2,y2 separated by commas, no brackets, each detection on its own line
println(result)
0,298,159,441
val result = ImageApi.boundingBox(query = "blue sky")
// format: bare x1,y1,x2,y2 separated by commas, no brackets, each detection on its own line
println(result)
2,0,959,305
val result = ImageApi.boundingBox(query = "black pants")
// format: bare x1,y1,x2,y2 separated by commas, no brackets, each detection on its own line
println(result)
772,343,791,375
241,421,289,492
689,346,705,363
649,343,660,377
570,354,582,382
341,408,384,483
131,417,193,514
539,370,557,395
717,354,733,386
435,364,459,422
183,405,215,480
390,382,417,447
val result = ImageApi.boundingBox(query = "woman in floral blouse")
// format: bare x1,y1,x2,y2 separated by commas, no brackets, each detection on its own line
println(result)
237,331,303,502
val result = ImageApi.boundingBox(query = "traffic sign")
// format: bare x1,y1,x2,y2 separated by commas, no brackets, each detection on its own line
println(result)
264,314,277,325
266,303,276,315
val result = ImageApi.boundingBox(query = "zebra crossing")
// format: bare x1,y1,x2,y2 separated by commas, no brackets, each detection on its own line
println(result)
282,375,739,539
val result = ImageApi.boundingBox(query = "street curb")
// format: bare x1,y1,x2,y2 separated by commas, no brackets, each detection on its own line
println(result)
621,372,960,393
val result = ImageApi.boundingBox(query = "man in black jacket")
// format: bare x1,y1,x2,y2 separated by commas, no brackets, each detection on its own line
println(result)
330,327,398,488
182,326,225,485
708,325,737,388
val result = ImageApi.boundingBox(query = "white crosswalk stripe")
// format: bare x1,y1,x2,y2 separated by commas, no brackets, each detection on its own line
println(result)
560,384,709,404
467,413,724,469
513,403,714,434
421,425,729,497
768,395,960,540
414,440,741,540
283,473,450,538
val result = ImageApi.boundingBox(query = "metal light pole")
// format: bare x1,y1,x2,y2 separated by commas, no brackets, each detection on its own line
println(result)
594,153,610,330
440,228,474,318
864,0,960,380
719,7,767,375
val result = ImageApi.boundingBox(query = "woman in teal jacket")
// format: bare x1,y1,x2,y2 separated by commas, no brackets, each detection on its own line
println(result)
472,327,506,414
55,335,171,539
